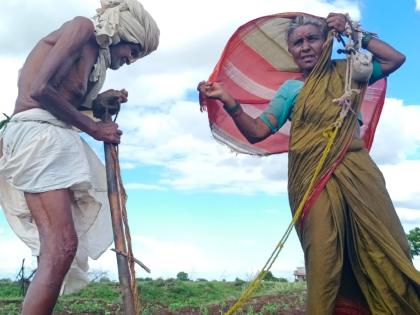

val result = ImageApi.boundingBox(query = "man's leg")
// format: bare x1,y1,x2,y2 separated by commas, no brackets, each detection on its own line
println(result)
22,189,78,315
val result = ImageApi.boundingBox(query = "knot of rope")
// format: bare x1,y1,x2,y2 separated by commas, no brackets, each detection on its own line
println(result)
333,14,361,121
322,117,344,139
333,88,359,118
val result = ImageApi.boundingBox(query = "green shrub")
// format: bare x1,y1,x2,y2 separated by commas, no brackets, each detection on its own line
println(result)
176,272,189,281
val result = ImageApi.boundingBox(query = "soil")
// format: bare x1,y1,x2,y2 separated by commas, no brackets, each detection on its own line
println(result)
143,294,305,315
0,294,306,314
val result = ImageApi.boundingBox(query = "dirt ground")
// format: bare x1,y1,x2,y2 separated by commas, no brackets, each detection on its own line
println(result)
1,294,306,314
144,294,305,315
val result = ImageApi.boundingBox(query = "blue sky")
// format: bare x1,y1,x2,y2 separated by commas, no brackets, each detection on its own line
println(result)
0,0,419,281
359,0,420,104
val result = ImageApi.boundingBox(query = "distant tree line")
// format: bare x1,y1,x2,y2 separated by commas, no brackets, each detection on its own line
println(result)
407,227,420,258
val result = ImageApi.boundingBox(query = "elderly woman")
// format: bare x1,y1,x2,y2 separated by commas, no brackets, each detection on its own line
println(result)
199,13,420,315
0,1,159,314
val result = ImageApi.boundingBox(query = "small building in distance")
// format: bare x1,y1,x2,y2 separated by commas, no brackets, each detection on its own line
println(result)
293,266,306,282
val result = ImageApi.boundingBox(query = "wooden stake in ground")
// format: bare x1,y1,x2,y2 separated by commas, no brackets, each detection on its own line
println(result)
102,112,140,315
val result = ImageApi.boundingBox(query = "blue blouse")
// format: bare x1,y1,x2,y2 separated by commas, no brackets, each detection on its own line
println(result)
259,60,385,133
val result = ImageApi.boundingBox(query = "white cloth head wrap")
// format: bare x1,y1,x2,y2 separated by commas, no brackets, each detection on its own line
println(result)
82,0,160,108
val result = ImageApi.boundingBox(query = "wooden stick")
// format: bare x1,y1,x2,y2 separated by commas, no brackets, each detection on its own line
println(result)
103,113,137,315
111,248,151,273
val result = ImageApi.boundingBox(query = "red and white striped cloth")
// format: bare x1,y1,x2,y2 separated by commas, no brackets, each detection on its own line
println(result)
203,12,386,155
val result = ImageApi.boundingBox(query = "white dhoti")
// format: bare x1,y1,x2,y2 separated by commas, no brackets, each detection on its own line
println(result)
0,108,113,294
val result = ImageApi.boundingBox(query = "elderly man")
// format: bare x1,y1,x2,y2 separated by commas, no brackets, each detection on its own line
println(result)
0,0,159,314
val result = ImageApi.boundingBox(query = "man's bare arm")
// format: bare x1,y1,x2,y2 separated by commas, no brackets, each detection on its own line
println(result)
28,17,121,143
39,85,122,143
30,16,93,97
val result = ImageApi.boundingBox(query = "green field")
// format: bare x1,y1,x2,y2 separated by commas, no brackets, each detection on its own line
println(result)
0,277,307,314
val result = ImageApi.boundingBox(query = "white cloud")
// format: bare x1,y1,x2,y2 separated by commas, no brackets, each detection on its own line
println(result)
396,207,420,226
115,100,289,194
0,0,361,114
104,70,203,108
114,96,420,199
0,0,361,196
378,160,420,212
90,236,229,280
89,234,303,281
370,98,420,164
119,162,137,170
145,0,360,52
124,182,166,191
0,57,22,116
416,0,420,11
369,100,420,222
0,1,96,55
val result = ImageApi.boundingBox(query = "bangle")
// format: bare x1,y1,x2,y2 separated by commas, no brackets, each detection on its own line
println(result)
223,101,241,116
361,32,373,49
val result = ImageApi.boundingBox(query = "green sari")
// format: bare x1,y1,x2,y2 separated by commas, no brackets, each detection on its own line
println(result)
288,34,420,315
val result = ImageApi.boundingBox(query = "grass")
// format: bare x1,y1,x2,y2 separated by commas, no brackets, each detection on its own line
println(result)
0,278,307,314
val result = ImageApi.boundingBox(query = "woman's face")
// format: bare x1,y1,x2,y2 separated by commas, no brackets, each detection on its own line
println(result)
287,24,325,76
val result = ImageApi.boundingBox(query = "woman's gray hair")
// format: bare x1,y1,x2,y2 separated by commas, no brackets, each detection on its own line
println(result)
287,15,328,41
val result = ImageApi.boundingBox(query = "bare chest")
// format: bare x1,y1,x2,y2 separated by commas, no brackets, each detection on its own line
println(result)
54,43,98,106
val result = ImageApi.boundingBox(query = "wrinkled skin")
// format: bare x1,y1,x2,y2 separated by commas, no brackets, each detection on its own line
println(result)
13,16,142,315
287,24,325,77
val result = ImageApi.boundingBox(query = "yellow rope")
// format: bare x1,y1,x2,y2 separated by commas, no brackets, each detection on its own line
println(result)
224,117,343,315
